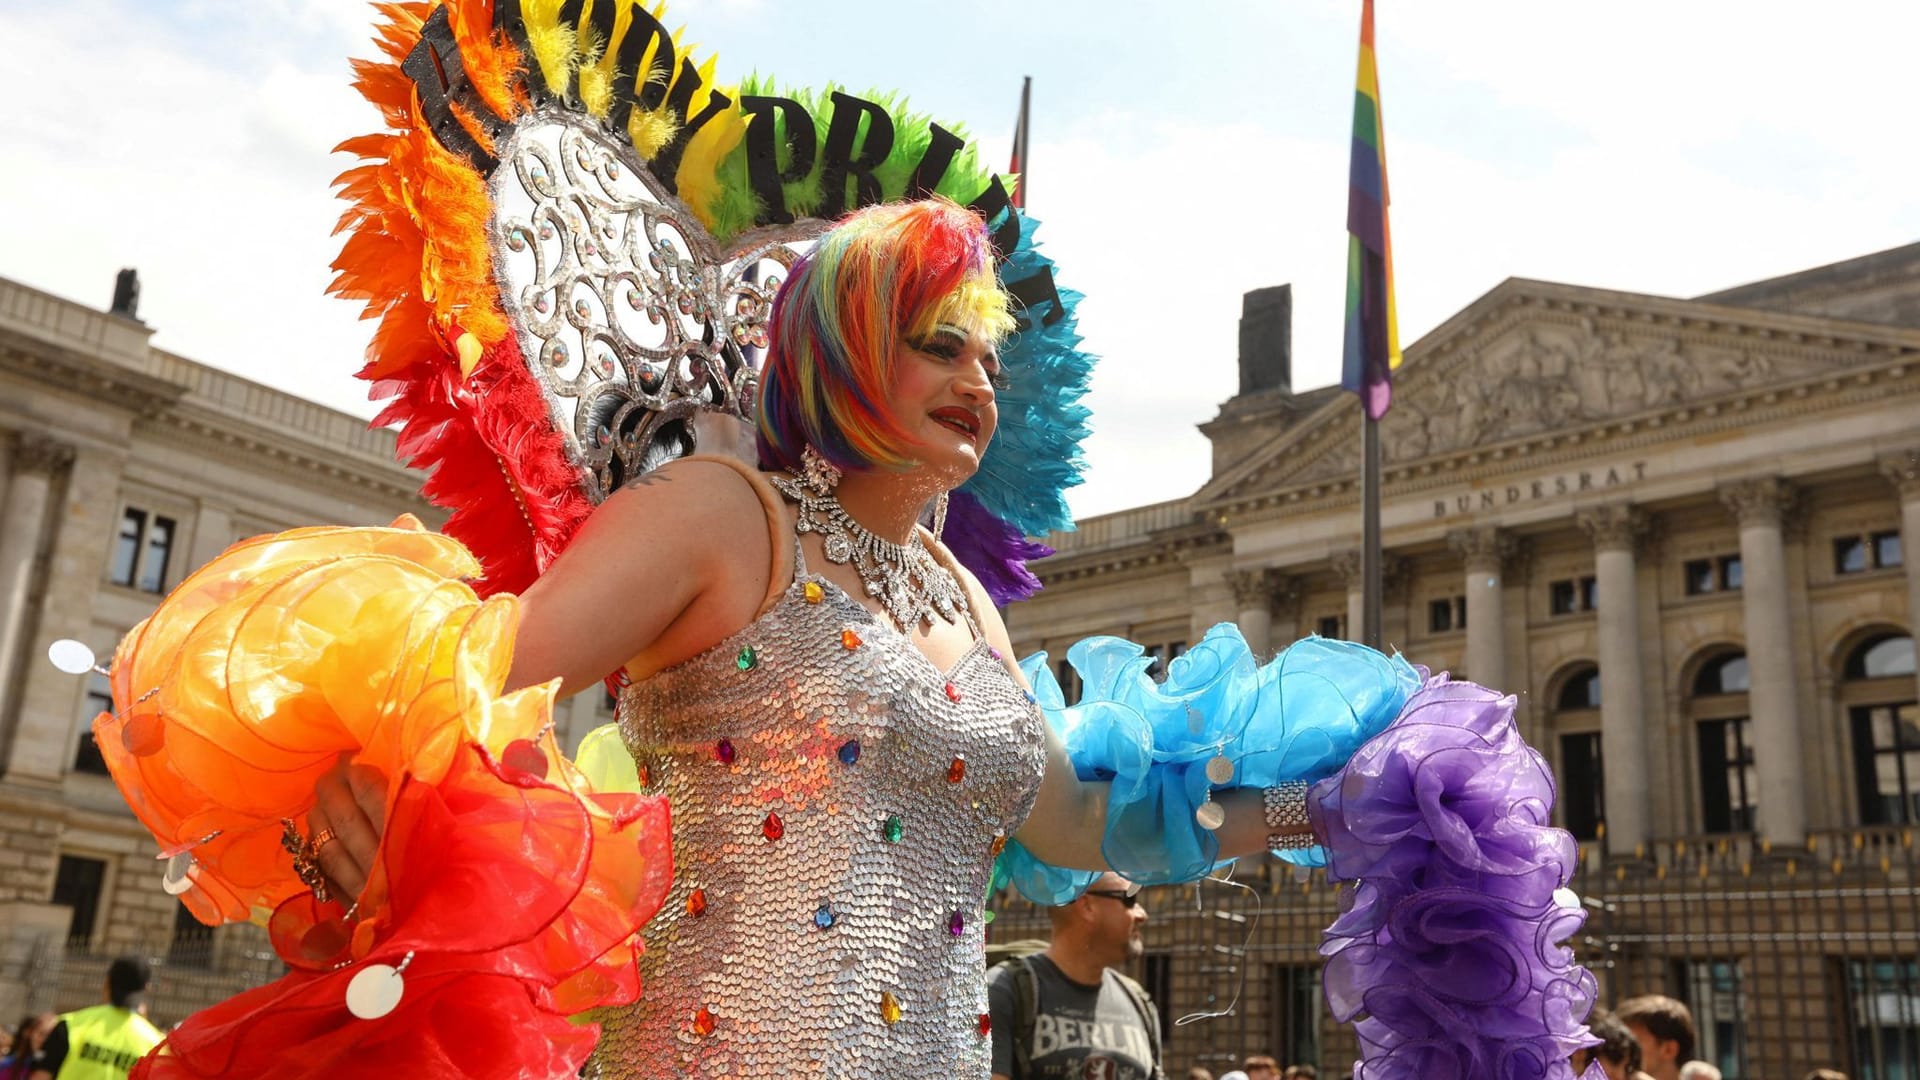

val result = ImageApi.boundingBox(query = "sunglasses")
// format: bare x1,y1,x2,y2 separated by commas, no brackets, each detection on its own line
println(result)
1084,887,1143,910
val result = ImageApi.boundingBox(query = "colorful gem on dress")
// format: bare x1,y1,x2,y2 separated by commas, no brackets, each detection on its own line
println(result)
1022,689,1038,705
977,1013,992,1037
947,911,965,936
837,739,861,766
687,889,708,917
814,902,837,930
990,833,1008,858
736,645,757,671
803,581,825,604
715,738,736,764
762,812,784,841
946,756,966,784
882,814,904,843
879,991,902,1026
841,628,862,650
944,682,962,703
692,1006,716,1036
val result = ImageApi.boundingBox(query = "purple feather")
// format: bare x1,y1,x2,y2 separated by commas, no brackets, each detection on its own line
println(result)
941,490,1053,605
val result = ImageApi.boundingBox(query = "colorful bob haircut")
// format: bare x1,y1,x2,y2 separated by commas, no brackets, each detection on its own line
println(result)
756,199,1016,474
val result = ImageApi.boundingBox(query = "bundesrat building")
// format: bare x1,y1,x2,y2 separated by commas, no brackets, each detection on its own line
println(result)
0,241,1915,1074
997,243,1920,1077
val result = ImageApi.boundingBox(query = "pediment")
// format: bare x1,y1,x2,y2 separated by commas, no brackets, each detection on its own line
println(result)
1195,277,1920,507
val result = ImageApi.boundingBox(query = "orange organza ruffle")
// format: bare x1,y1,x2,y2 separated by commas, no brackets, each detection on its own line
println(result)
97,519,670,1079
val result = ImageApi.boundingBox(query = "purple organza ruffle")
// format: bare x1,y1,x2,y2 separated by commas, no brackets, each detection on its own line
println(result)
1312,673,1601,1079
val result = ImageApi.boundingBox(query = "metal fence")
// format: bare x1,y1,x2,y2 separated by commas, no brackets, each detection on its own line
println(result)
4,925,283,1032
987,827,1920,1079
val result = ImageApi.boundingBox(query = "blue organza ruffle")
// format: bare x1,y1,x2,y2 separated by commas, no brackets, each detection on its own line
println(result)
998,626,1419,903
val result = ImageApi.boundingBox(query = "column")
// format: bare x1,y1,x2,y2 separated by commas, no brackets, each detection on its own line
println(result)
1330,550,1365,641
0,434,72,726
1226,568,1298,657
1448,526,1517,688
1332,549,1402,644
1720,478,1806,846
1576,503,1650,855
1884,450,1920,705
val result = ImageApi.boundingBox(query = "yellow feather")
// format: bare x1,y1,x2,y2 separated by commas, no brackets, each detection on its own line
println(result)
627,109,679,160
677,74,749,226
521,0,577,99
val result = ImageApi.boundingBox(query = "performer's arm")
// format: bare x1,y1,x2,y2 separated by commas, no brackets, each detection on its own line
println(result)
506,456,775,696
311,456,774,896
961,569,1279,874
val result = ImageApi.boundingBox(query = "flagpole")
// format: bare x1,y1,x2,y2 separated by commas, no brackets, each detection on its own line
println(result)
1360,411,1382,648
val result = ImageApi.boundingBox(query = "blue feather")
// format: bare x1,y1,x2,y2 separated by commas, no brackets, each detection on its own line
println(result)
962,211,1096,540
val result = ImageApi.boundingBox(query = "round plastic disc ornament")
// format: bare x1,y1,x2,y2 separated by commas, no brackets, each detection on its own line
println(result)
1194,800,1227,832
345,962,408,1020
501,738,549,780
1204,755,1234,785
47,640,97,676
161,853,194,896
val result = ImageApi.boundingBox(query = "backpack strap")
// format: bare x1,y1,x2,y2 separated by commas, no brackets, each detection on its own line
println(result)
1108,969,1164,1077
1009,954,1039,1080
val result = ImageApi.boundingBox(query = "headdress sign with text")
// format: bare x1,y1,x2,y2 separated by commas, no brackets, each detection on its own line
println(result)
333,0,1092,600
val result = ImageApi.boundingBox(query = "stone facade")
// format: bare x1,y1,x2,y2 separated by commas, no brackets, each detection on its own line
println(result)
1002,244,1920,1075
0,275,613,1021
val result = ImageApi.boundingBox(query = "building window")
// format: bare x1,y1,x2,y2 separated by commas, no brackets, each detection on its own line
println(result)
1838,531,1904,575
72,673,111,776
1698,717,1756,833
1844,957,1920,1079
1559,668,1602,710
1267,964,1321,1067
1143,641,1187,684
109,507,176,593
169,901,214,968
1684,555,1743,595
1316,615,1343,639
1847,634,1919,827
1553,665,1603,841
1427,596,1466,634
1549,576,1598,616
1054,658,1082,702
1876,530,1904,569
1558,732,1605,842
1141,952,1173,1047
51,855,107,949
1694,653,1754,834
1678,958,1748,1077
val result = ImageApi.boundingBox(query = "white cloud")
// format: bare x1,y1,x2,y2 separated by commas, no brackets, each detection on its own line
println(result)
3,0,1915,524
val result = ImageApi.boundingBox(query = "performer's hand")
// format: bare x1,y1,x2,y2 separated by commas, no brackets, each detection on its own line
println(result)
307,756,389,901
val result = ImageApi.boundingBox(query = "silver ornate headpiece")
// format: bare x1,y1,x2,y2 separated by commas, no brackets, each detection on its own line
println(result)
488,113,819,502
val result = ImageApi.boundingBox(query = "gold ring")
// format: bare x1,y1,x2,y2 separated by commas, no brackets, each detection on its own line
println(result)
311,828,338,851
280,818,331,904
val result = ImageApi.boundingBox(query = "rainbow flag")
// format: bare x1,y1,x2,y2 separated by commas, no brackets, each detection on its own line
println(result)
1341,0,1401,420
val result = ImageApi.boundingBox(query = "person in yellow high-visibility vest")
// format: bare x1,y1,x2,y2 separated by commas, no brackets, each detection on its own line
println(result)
28,957,162,1080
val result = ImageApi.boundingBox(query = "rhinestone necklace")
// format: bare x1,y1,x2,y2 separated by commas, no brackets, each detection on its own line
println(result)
770,470,970,633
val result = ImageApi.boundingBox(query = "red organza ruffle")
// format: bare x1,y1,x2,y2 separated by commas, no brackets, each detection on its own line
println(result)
99,520,669,1079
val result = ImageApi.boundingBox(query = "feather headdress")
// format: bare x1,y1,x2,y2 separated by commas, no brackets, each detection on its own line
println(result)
331,0,1093,605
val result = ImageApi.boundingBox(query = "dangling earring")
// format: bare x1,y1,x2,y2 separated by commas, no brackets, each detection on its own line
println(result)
800,445,842,494
932,491,950,542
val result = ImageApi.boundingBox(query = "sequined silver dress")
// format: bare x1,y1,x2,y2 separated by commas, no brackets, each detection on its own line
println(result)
592,537,1049,1079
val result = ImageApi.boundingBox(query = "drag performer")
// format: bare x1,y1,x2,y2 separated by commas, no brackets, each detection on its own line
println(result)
65,2,1602,1077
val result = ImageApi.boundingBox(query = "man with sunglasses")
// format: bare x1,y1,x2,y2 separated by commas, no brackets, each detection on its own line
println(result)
988,872,1165,1080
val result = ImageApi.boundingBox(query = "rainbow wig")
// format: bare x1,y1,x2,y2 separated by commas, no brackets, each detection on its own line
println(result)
756,199,1016,474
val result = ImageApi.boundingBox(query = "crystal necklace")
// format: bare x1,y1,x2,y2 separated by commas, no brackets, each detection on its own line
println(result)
769,457,970,633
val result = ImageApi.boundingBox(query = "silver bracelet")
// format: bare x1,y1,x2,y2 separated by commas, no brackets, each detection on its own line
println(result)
1263,781,1314,853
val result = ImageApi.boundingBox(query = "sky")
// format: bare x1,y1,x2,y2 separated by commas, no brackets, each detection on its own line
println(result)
4,0,1918,519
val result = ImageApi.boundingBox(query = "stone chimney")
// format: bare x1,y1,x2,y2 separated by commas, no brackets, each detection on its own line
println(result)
109,268,143,323
1236,284,1291,396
